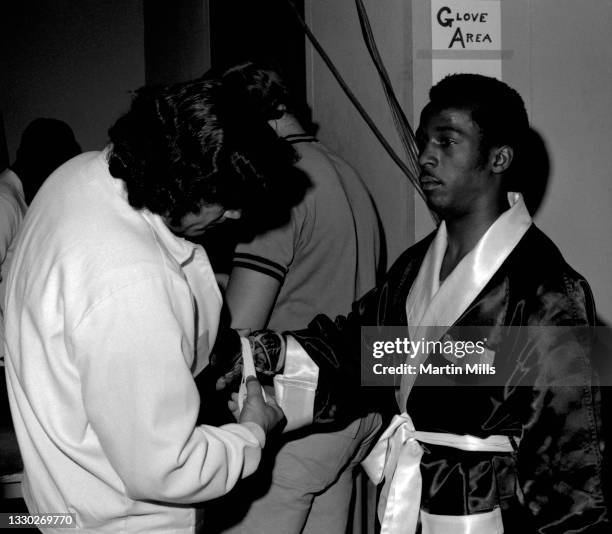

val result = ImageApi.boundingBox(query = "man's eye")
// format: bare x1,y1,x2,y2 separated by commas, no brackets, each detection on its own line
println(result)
435,137,456,147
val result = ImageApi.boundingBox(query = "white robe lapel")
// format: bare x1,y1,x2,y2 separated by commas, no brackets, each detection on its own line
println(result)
400,194,532,407
405,227,446,342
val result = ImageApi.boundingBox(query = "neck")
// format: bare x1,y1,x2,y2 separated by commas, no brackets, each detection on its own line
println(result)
270,114,305,138
442,193,508,270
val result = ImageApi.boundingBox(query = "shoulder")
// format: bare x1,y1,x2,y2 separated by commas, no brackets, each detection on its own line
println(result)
19,155,183,294
0,169,25,211
512,225,588,283
508,225,596,324
389,231,436,273
293,141,352,191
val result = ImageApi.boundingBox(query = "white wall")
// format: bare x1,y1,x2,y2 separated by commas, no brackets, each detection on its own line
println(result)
1,1,145,157
498,0,612,323
526,1,612,323
305,0,414,266
412,0,612,323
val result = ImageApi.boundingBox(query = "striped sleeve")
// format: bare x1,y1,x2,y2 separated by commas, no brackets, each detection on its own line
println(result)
232,253,287,282
233,210,300,282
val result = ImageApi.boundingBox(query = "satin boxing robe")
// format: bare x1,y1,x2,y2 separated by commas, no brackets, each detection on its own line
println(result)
288,205,609,532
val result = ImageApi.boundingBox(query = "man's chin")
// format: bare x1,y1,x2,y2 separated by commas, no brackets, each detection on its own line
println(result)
423,192,445,213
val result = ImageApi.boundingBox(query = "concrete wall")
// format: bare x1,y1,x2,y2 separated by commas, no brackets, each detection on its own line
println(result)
0,1,145,157
305,0,414,267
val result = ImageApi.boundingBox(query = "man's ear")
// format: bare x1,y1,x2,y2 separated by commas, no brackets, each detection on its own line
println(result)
223,209,242,220
491,145,513,174
270,104,287,120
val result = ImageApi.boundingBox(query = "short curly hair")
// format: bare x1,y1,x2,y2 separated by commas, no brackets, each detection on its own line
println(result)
107,78,297,225
424,73,529,190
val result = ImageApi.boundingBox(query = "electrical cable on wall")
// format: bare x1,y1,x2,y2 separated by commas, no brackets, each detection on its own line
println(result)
284,0,435,219
354,1,420,183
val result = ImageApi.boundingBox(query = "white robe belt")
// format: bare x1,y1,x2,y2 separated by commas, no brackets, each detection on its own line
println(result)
361,412,515,534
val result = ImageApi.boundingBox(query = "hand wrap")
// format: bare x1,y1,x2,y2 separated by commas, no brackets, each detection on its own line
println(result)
208,328,286,391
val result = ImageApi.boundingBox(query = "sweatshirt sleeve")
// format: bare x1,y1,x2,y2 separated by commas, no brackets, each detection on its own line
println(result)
0,191,22,265
71,275,264,504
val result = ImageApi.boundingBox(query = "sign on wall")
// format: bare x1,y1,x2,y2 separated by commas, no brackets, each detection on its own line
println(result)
430,0,502,83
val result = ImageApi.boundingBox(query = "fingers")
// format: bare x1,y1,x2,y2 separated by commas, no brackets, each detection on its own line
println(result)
266,397,284,414
263,390,281,410
228,392,240,421
216,369,242,392
262,384,275,399
244,375,263,399
267,396,285,423
236,377,286,433
215,377,227,391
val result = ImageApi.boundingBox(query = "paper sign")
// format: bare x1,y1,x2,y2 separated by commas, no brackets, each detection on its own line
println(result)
432,0,501,51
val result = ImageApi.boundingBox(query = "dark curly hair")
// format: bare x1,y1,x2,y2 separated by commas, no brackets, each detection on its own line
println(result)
107,78,297,225
424,73,529,190
221,61,315,134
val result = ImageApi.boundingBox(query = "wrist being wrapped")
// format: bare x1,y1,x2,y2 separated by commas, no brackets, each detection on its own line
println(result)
250,329,286,375
208,328,286,391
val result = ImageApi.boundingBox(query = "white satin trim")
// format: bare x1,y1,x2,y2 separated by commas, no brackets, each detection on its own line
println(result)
421,508,504,534
273,335,318,432
237,336,317,432
400,194,532,407
361,412,514,534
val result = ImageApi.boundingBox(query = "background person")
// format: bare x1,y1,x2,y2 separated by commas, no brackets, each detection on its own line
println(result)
0,118,81,365
215,62,383,534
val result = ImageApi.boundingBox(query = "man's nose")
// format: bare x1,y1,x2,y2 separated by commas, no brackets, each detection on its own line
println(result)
418,144,436,169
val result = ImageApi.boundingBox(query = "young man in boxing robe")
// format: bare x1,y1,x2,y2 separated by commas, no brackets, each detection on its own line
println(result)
213,73,609,533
